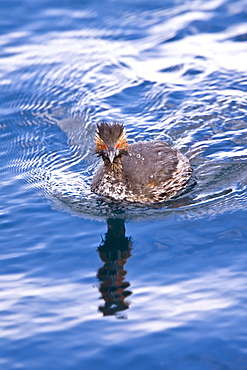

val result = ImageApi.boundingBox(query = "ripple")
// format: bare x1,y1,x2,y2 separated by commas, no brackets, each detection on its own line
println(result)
0,0,246,223
0,273,99,340
1,100,246,222
1,0,247,368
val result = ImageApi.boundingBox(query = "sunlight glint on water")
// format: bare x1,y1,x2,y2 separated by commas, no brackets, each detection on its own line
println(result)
0,0,247,368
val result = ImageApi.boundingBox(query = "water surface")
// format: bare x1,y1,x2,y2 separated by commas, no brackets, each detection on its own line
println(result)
0,0,247,368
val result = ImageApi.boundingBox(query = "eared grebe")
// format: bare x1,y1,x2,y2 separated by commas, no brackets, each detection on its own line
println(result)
91,122,192,204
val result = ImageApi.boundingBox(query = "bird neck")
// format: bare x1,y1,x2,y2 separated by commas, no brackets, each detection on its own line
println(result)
103,156,124,175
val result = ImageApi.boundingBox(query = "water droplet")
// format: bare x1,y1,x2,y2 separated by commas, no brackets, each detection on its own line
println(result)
136,153,141,159
142,157,144,160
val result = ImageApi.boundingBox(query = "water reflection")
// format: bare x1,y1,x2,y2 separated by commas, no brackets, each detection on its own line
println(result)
97,218,133,318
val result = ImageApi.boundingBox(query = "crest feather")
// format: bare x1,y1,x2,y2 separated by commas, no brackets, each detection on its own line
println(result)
94,122,128,150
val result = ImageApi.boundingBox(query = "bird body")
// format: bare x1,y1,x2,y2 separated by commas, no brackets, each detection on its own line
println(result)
91,122,192,204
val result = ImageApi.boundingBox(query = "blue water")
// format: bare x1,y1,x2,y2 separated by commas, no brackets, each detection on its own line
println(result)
1,0,247,369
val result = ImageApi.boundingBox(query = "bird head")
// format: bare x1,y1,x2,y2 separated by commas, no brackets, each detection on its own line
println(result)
94,122,129,163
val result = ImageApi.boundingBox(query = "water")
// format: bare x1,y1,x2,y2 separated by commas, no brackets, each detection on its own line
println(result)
0,0,247,368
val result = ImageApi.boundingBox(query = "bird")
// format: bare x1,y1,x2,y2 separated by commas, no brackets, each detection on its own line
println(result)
91,122,192,204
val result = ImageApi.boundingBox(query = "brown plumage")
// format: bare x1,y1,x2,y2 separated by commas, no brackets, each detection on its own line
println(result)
91,122,192,204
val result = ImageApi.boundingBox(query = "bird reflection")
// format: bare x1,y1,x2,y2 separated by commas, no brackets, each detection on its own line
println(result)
97,218,133,318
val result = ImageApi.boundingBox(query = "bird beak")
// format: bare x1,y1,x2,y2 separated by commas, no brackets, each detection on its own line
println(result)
107,149,116,163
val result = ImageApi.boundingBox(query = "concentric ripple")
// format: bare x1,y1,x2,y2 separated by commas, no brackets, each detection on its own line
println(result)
3,100,247,222
0,0,247,222
1,0,247,368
